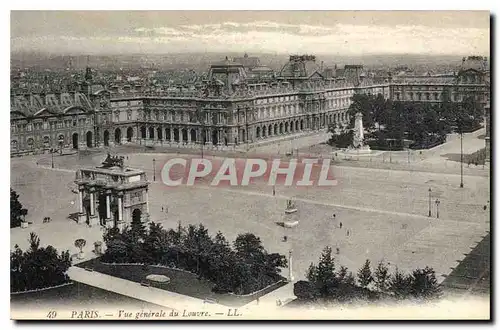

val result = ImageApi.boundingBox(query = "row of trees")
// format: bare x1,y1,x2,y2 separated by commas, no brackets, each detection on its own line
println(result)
11,233,72,293
294,247,441,305
11,188,28,228
329,93,484,150
102,219,287,295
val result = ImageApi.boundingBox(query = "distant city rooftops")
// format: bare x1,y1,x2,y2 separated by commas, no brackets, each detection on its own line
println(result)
10,53,490,106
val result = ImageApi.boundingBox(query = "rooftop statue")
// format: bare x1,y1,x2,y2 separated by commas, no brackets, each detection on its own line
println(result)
101,153,125,169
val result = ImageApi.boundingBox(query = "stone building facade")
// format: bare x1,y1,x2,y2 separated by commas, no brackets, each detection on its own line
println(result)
10,55,489,156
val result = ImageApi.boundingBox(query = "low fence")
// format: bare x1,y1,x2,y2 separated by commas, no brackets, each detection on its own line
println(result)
11,282,73,295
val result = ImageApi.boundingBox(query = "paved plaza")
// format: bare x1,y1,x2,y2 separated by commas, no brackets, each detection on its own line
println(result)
10,129,490,308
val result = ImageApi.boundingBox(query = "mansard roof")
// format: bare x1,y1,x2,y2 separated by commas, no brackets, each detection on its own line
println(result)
10,92,94,118
460,56,489,73
279,55,323,79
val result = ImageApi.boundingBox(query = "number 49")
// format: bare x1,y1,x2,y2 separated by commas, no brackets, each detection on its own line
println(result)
47,311,57,319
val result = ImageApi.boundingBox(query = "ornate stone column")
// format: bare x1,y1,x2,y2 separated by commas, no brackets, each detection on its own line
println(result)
89,190,95,216
88,187,99,226
116,192,125,232
145,189,149,214
118,195,123,221
205,129,212,146
78,189,83,214
77,187,87,224
106,193,111,218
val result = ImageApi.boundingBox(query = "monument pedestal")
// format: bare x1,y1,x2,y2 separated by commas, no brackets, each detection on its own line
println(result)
105,218,115,229
77,213,87,225
141,213,151,224
348,145,372,154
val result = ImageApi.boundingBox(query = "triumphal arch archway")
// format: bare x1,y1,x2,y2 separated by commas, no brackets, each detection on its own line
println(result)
74,154,150,231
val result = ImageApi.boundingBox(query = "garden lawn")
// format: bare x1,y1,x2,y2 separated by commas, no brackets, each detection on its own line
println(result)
76,258,286,307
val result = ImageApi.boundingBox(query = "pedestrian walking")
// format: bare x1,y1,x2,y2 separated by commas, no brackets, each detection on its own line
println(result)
336,247,340,254
333,213,336,220
273,186,276,196
339,222,342,229
161,206,164,212
283,235,287,242
347,230,350,236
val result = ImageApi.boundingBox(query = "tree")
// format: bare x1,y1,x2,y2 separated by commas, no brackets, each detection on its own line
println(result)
314,246,338,297
344,271,356,286
328,128,353,149
444,95,483,134
143,222,170,265
348,94,376,130
294,280,317,300
234,233,265,260
337,266,349,283
347,93,391,131
410,267,441,300
129,216,146,240
103,227,122,244
306,262,318,283
233,233,286,293
183,224,214,275
357,259,373,288
209,231,236,292
263,252,287,280
11,188,28,228
373,261,390,292
101,223,287,296
74,239,86,254
389,267,412,299
11,233,71,292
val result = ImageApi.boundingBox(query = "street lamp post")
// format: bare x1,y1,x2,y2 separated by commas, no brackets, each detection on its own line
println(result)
460,131,464,188
428,188,432,217
51,149,54,169
199,109,205,159
201,127,204,159
153,158,156,182
246,106,250,152
435,199,440,219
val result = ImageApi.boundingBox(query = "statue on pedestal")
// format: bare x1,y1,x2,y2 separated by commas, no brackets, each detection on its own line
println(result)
353,112,365,148
347,112,371,154
101,153,125,169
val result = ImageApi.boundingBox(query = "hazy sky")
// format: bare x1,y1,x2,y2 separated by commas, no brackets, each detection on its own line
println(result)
11,11,490,55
